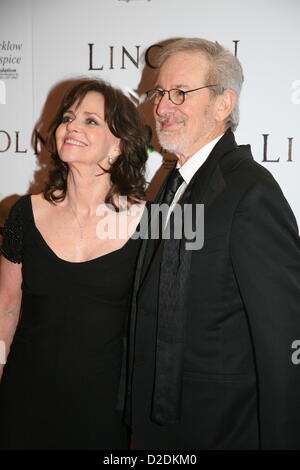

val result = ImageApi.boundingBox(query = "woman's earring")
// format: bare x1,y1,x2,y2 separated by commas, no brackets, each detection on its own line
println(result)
108,155,115,165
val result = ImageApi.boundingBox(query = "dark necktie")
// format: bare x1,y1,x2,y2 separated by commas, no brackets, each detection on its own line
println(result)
162,168,184,205
141,168,184,280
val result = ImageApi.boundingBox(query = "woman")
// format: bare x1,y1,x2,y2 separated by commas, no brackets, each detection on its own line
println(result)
0,79,149,449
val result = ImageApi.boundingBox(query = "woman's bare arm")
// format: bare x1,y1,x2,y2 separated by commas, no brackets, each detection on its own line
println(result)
0,256,22,380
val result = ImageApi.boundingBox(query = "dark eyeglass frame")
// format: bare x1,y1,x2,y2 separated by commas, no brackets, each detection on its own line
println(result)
145,84,219,105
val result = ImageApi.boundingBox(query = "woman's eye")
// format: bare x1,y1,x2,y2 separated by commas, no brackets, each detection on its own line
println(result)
86,118,98,125
62,115,72,123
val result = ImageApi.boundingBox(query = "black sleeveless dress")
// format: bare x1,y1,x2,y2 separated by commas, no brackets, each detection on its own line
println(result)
0,195,143,450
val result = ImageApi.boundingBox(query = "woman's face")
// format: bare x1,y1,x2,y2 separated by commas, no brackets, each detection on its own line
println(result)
55,91,120,167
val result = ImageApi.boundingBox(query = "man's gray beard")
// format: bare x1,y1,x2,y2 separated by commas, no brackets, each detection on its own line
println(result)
156,126,186,155
156,106,217,156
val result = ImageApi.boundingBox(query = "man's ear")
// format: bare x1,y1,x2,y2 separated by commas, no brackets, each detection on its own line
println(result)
214,89,237,123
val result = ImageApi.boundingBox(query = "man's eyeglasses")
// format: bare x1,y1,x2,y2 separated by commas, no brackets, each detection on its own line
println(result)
145,85,218,106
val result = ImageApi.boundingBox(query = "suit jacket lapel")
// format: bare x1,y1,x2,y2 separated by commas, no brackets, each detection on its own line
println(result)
186,128,238,205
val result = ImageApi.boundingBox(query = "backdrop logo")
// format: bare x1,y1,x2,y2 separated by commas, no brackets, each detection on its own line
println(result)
0,40,22,79
0,130,27,153
88,44,161,70
262,135,296,162
88,40,240,72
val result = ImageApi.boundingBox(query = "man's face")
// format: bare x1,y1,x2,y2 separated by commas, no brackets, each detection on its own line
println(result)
154,51,219,158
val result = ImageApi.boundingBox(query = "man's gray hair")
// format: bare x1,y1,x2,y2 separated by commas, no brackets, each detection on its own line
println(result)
157,38,244,131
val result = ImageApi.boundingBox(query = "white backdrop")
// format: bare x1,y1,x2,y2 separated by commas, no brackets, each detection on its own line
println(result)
0,0,299,223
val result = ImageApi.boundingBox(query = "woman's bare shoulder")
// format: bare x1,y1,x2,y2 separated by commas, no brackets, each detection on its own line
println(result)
30,193,58,218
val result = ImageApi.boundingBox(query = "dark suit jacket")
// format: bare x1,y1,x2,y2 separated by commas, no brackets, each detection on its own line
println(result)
123,129,300,450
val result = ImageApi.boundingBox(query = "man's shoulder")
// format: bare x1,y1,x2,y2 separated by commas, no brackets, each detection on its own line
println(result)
221,144,276,185
214,144,287,213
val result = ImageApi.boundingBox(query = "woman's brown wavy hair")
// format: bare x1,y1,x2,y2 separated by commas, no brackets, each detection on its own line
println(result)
44,79,149,209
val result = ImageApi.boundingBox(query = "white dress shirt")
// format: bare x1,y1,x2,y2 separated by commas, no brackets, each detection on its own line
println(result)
165,134,224,224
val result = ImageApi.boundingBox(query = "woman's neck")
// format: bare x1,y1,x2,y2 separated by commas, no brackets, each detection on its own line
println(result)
64,165,111,216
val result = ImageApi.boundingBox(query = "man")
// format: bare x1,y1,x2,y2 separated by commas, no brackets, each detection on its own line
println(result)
119,38,300,449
